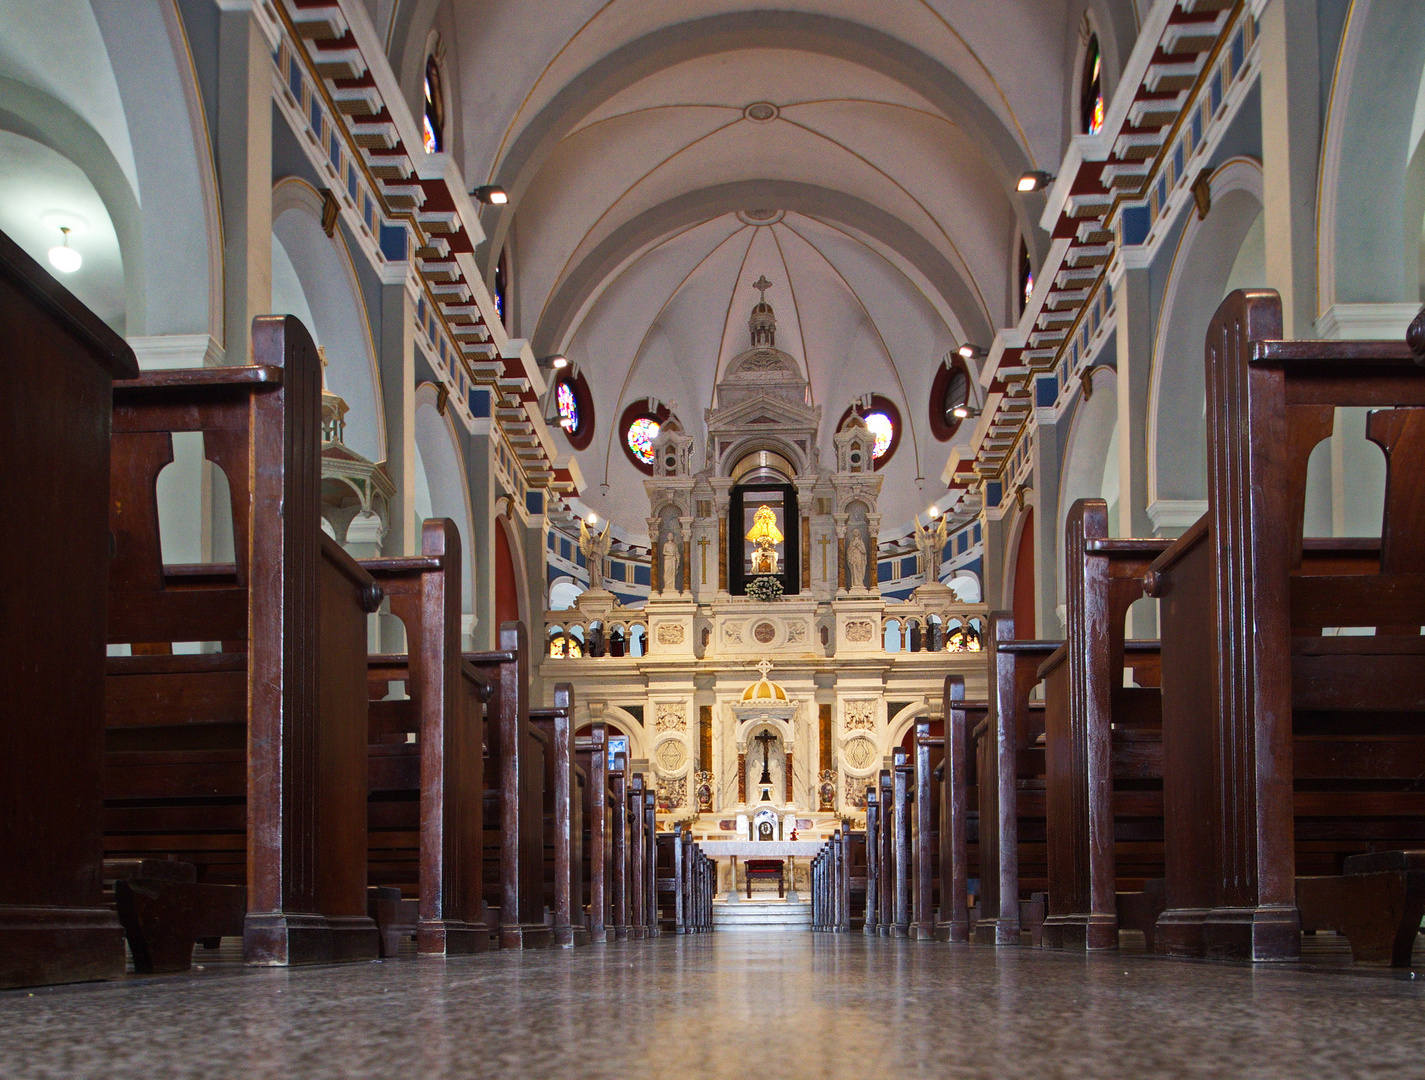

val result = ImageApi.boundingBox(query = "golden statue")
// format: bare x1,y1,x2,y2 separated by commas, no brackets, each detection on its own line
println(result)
745,504,783,575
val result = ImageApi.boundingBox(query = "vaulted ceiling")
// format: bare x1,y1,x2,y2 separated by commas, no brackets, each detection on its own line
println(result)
372,0,1143,540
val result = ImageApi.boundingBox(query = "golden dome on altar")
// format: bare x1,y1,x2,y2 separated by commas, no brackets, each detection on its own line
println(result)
740,659,788,702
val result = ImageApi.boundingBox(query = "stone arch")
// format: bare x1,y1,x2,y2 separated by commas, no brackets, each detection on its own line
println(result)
1056,365,1119,604
272,178,385,464
887,700,930,752
494,512,527,630
1318,0,1425,310
0,76,144,334
1148,158,1263,511
1005,504,1036,638
414,382,477,624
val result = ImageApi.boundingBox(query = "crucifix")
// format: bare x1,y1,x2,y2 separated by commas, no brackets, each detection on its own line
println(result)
752,274,773,302
817,534,832,581
753,729,777,787
698,537,710,585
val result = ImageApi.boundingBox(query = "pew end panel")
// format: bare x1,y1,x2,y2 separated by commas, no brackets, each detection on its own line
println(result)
0,227,136,988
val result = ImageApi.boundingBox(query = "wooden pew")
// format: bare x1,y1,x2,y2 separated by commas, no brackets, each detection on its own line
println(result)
934,676,982,942
690,834,713,932
655,830,679,929
643,785,659,936
103,315,381,969
608,758,630,940
362,518,488,956
912,720,945,939
842,828,868,933
1037,499,1170,951
973,613,1057,946
863,784,880,935
628,774,647,938
575,724,611,941
876,768,894,935
464,622,552,949
0,227,135,988
531,684,588,947
890,748,913,937
1146,289,1425,963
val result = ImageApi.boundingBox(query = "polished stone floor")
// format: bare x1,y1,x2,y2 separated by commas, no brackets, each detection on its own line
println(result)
4,934,1425,1080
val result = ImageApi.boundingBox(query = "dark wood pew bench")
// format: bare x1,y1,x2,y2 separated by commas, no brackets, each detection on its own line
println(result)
912,719,945,939
362,518,489,956
1037,498,1170,951
973,614,1057,946
1148,290,1425,964
0,227,136,988
104,316,381,971
531,685,588,946
464,623,552,949
575,724,612,942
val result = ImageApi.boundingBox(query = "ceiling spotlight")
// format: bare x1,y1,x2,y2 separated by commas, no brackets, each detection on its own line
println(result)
47,227,81,274
1017,170,1056,193
957,344,985,360
539,353,569,371
951,405,981,420
472,185,508,205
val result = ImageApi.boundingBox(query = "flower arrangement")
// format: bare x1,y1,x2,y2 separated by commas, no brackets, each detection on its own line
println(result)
746,575,784,602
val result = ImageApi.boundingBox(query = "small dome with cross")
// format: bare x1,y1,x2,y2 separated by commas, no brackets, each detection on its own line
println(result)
741,659,788,702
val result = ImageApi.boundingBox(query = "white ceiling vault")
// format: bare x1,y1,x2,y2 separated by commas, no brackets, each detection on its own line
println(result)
371,0,1145,541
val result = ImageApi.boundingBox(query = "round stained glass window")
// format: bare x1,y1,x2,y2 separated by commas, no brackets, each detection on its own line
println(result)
556,381,579,433
626,417,660,464
864,412,894,459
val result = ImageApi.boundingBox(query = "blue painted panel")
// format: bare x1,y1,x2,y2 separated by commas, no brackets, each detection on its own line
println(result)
525,490,544,516
634,564,651,586
468,388,491,418
379,223,407,263
1121,205,1151,246
900,556,918,578
985,482,1002,508
877,561,893,583
1035,375,1057,408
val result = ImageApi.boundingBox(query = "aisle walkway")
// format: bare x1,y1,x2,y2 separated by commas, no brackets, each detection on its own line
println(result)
3,934,1423,1079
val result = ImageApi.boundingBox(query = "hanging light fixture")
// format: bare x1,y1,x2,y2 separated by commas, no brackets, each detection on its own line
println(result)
47,226,81,274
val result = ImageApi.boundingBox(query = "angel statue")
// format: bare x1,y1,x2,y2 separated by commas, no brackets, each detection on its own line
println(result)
579,517,612,592
915,512,950,581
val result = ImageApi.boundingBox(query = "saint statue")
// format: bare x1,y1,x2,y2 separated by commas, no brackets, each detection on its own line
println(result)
579,518,612,591
915,512,950,581
661,531,681,593
846,528,867,590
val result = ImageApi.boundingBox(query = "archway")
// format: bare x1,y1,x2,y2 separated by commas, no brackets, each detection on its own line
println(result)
1149,160,1264,512
1010,507,1036,638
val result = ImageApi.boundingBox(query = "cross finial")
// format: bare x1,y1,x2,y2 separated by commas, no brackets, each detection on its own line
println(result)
756,658,774,680
752,275,773,303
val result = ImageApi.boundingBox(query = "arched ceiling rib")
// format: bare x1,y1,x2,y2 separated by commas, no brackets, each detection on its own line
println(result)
469,8,1052,277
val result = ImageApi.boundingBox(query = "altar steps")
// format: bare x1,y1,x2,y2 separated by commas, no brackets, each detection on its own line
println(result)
712,895,811,932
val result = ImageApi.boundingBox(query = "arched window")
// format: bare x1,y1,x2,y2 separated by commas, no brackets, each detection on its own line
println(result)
619,399,673,475
493,246,509,330
838,395,902,468
423,55,445,154
929,359,973,442
1080,35,1104,136
1018,238,1034,314
553,367,594,450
